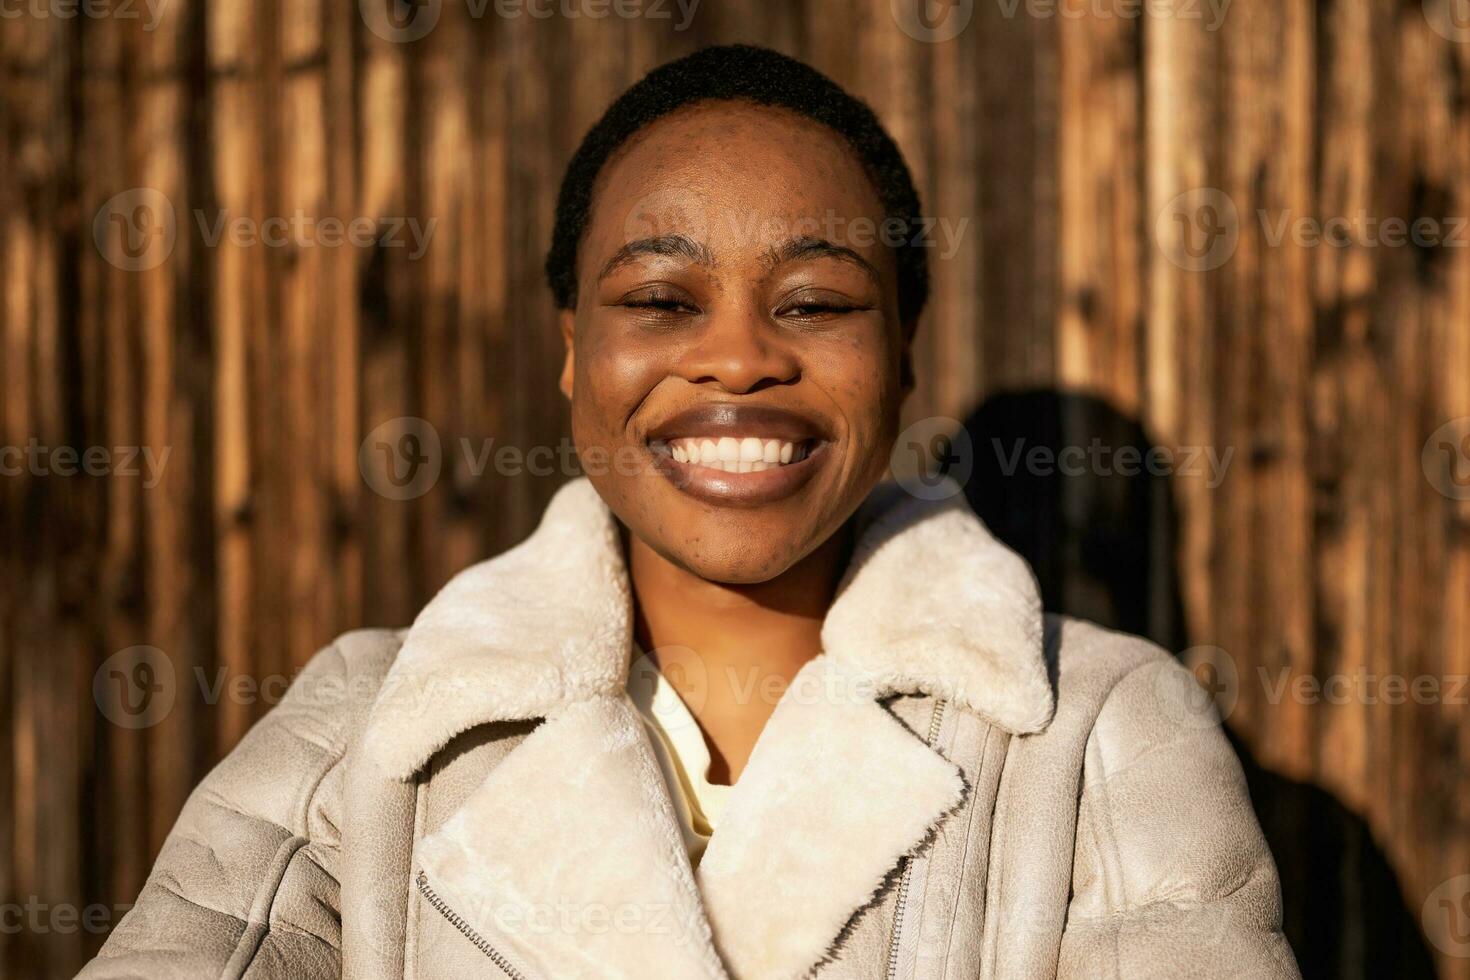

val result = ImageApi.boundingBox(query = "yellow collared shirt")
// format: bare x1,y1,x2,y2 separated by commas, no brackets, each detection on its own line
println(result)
626,641,733,866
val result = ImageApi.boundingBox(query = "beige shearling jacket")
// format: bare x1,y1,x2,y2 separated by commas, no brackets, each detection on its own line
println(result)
79,477,1300,980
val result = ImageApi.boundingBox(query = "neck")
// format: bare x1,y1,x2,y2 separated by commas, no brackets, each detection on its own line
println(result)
625,522,855,783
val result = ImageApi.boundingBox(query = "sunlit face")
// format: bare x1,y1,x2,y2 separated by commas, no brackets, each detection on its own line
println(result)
559,101,915,584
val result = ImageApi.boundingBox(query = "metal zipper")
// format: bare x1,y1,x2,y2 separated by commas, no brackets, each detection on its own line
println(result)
416,870,533,980
885,698,948,980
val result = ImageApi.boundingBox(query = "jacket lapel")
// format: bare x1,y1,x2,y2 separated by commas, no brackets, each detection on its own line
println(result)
362,476,1054,980
414,695,726,980
696,657,965,980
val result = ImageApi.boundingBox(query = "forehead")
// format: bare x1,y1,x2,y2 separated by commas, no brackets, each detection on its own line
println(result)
583,101,889,259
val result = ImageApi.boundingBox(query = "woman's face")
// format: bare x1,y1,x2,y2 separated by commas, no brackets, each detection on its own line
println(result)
561,101,914,584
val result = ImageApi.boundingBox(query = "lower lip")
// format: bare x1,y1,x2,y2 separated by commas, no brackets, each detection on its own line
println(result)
648,442,829,507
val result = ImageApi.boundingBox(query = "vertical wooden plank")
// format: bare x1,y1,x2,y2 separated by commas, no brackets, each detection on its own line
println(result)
856,8,939,420
1056,7,1142,408
1435,24,1470,980
1143,0,1221,648
279,0,332,665
357,3,415,626
208,0,264,748
75,0,145,929
924,35,982,421
1212,0,1316,774
457,14,511,565
1308,0,1382,834
1206,0,1318,968
325,0,363,637
976,0,1059,389
0,11,68,976
250,0,289,706
416,2,478,584
132,0,201,863
501,13,562,537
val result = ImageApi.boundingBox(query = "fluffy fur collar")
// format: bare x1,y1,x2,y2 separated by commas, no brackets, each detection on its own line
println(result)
362,475,1053,979
364,475,1052,780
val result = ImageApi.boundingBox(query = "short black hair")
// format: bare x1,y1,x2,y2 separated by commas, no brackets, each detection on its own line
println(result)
544,44,929,326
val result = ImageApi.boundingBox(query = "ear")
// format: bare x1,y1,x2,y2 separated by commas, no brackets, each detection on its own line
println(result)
558,309,576,400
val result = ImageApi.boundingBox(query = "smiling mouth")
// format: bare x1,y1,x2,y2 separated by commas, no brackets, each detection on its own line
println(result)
648,436,814,473
642,403,831,506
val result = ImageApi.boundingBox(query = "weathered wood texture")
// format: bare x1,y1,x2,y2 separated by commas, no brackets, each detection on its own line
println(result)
1,1,1466,977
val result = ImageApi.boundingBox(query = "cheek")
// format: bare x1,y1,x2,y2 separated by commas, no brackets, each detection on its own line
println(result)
830,355,905,486
573,330,661,440
821,335,903,431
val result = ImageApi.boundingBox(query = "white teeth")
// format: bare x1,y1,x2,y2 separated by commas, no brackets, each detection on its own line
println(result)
664,436,808,472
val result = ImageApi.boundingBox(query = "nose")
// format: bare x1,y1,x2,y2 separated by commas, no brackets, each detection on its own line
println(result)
677,304,800,394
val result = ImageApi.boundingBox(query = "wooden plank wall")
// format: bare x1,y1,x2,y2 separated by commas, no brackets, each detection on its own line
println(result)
2,1,1467,977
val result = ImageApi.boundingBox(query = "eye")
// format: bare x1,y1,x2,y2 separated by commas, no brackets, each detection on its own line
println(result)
775,292,872,322
619,287,699,317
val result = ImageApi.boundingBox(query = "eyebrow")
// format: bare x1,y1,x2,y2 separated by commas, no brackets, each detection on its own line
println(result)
597,235,716,282
761,236,880,285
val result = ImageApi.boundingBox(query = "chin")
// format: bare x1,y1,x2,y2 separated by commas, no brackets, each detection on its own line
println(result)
645,518,819,585
678,550,801,585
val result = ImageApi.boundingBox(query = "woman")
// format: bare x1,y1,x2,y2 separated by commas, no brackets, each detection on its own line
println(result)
82,45,1298,980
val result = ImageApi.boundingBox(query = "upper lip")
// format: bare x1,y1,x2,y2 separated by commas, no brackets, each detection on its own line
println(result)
645,402,829,445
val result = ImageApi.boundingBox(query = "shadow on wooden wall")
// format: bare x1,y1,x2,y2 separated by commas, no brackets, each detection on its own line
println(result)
962,389,1441,980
